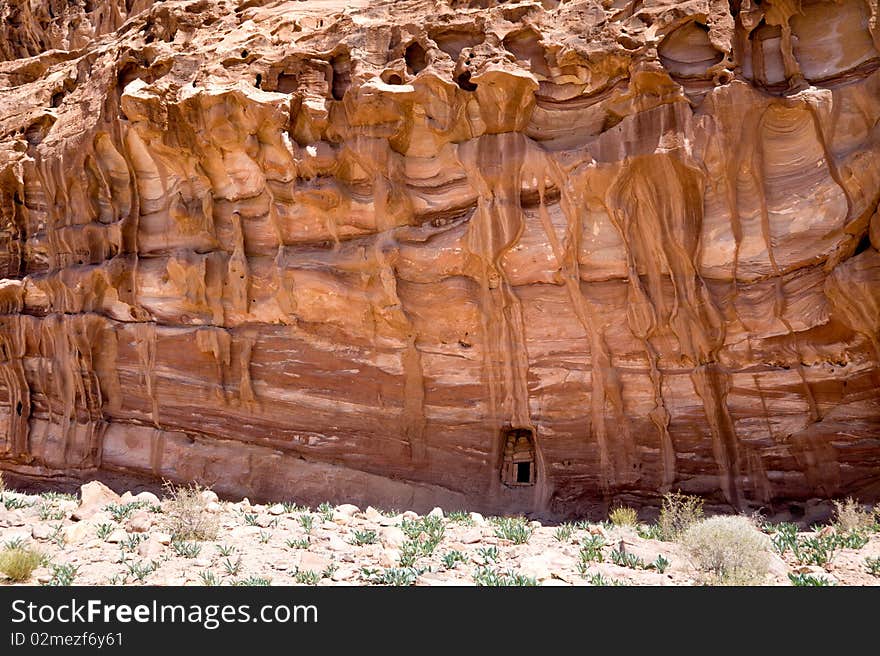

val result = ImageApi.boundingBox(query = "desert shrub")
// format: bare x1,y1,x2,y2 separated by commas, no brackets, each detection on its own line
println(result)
658,492,704,541
832,498,876,533
0,545,43,582
609,506,638,527
681,515,771,586
161,482,219,542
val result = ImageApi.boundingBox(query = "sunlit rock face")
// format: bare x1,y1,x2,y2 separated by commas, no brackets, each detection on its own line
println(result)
0,0,879,518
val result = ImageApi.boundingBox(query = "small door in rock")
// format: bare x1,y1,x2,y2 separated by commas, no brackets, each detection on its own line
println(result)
501,428,536,486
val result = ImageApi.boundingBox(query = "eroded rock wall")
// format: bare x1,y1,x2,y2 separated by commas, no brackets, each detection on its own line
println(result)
0,0,879,517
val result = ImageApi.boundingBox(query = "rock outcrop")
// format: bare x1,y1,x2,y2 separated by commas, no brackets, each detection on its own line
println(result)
0,0,879,518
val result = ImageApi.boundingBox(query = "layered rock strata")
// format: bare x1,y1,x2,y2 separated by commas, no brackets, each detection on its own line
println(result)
1,0,879,517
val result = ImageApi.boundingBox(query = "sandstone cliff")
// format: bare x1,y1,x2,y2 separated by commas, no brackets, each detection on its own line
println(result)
0,0,879,518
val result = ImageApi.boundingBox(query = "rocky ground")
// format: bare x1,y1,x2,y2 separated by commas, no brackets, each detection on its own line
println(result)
0,481,878,586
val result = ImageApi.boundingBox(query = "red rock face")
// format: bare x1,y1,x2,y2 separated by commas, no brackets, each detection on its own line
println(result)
0,0,879,518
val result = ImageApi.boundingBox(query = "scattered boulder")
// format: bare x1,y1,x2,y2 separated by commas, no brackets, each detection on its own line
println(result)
73,481,120,520
379,526,406,549
296,552,330,575
125,511,152,533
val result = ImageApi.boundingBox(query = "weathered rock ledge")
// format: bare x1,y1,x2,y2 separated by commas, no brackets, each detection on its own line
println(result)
0,0,879,518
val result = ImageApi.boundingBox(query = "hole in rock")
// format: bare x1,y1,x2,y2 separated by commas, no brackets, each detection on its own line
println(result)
503,27,551,77
330,53,351,100
241,50,249,58
382,72,403,85
255,73,262,88
455,70,477,91
276,73,298,94
501,427,536,487
405,42,427,75
15,402,22,416
853,233,872,256
430,28,483,62
658,21,723,78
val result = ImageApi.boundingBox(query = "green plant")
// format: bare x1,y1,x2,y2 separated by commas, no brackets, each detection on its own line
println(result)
585,572,624,586
473,566,538,587
441,550,466,569
680,516,770,585
359,566,381,580
0,545,43,582
294,569,321,586
492,517,532,544
286,537,309,550
258,531,271,544
172,541,202,558
865,556,880,577
48,563,79,586
323,562,338,579
609,506,638,527
401,515,445,546
637,524,662,540
447,511,475,526
121,533,145,553
235,576,271,586
373,567,419,586
216,544,234,557
788,572,833,586
243,513,258,527
317,502,333,522
107,573,127,585
126,560,157,582
161,482,219,542
350,529,378,546
610,549,646,570
397,541,421,568
3,537,25,550
579,535,605,565
298,514,315,533
658,492,704,541
198,570,221,586
38,504,65,521
794,535,836,566
282,502,305,514
106,501,148,522
832,531,869,550
96,523,114,540
554,523,574,542
222,556,242,576
3,495,32,510
771,523,799,555
41,491,76,503
651,554,670,574
48,524,65,547
476,546,499,564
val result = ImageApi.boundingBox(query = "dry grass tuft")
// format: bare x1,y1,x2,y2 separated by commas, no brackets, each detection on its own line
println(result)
658,491,704,541
608,506,639,527
832,498,875,533
0,545,43,582
161,481,219,542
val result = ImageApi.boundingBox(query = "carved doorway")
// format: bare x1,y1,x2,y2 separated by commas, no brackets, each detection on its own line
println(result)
501,428,536,487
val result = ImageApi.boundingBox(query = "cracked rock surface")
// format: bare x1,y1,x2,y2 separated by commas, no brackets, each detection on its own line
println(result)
0,0,879,518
